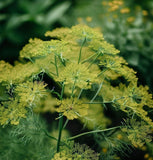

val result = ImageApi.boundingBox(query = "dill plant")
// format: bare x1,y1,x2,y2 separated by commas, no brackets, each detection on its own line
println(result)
0,24,153,160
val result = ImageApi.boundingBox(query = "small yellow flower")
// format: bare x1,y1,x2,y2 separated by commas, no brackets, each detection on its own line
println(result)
77,17,83,23
109,5,119,12
144,154,149,159
127,17,135,23
142,10,148,16
117,134,123,140
56,98,89,120
102,1,107,6
86,16,92,22
102,148,107,153
120,8,130,14
113,0,123,6
141,146,147,151
144,153,149,159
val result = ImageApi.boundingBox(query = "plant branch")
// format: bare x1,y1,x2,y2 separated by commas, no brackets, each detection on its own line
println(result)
90,81,103,103
68,126,121,140
78,37,86,64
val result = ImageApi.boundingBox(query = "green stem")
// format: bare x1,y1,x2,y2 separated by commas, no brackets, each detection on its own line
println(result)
63,119,69,129
77,88,84,99
28,57,34,63
90,82,103,103
57,115,63,152
42,129,58,141
54,55,59,76
68,126,120,140
60,82,65,100
81,53,97,63
84,102,104,104
78,37,86,64
97,68,107,77
87,52,102,69
57,82,65,152
71,79,77,98
103,97,125,104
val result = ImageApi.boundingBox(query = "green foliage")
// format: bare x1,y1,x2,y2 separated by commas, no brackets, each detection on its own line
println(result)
0,113,55,160
0,24,153,160
0,0,71,62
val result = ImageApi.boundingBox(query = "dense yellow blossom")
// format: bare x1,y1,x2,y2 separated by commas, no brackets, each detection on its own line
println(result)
122,119,152,148
57,62,100,89
52,151,71,160
111,83,153,125
0,61,40,84
0,99,27,126
15,81,47,107
46,24,104,47
52,141,99,160
71,24,104,42
20,38,69,60
56,98,89,120
45,27,71,40
99,80,153,126
115,83,153,109
99,55,137,81
89,40,120,55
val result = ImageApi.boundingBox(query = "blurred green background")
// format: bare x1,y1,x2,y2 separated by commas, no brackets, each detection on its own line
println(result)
0,0,72,62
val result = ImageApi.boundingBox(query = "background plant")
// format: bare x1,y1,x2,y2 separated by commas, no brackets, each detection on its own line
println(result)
65,0,153,92
0,0,71,62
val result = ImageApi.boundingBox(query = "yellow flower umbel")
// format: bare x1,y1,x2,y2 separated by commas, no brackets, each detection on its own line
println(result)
46,24,104,46
15,81,47,107
56,98,89,120
52,141,99,160
0,99,27,126
122,119,152,148
57,62,100,89
0,61,40,85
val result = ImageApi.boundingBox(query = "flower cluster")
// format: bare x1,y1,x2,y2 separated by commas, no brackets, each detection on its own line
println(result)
56,98,89,120
56,62,100,89
122,119,152,148
15,81,47,107
52,141,99,160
